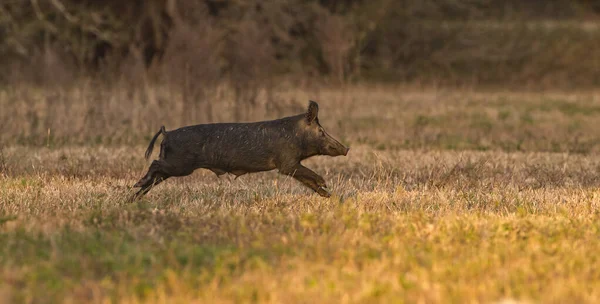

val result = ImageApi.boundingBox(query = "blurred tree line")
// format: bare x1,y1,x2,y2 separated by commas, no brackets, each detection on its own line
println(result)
2,0,600,87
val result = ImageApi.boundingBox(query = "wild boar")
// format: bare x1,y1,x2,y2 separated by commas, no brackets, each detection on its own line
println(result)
133,100,349,198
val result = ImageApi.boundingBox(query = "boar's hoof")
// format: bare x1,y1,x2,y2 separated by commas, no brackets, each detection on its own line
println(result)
316,187,332,198
316,178,327,188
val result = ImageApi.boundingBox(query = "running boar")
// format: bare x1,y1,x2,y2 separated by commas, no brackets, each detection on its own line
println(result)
133,100,349,198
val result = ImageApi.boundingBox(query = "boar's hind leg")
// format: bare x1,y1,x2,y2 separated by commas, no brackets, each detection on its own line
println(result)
134,173,168,197
280,164,331,198
133,160,180,197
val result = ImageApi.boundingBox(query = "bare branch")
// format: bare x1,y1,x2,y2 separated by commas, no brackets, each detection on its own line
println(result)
49,0,79,23
30,0,59,34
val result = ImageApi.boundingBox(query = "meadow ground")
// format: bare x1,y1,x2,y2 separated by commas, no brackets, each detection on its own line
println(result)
2,86,600,303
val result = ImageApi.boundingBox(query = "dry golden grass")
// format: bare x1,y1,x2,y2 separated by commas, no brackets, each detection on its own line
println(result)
2,144,600,303
2,86,600,303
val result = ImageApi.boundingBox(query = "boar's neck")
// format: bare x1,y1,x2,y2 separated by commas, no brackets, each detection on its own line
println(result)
263,114,318,161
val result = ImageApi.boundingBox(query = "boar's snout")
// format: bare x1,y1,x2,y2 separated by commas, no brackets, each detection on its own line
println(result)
336,144,350,156
325,137,350,157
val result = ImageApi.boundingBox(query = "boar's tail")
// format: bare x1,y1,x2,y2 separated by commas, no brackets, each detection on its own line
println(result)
144,126,166,160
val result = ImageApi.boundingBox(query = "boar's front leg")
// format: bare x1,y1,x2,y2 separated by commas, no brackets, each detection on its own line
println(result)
280,164,331,198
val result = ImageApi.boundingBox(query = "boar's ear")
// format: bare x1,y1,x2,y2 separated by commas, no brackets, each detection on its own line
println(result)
306,100,319,124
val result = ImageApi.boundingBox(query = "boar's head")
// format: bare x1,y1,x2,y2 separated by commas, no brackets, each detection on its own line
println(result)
300,100,349,157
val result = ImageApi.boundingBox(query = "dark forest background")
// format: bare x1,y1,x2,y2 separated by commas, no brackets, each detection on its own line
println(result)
2,0,600,89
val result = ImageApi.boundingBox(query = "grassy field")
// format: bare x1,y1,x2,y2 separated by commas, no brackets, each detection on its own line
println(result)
2,86,600,303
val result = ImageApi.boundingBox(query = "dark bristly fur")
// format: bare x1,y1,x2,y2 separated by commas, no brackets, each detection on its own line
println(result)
133,100,349,198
